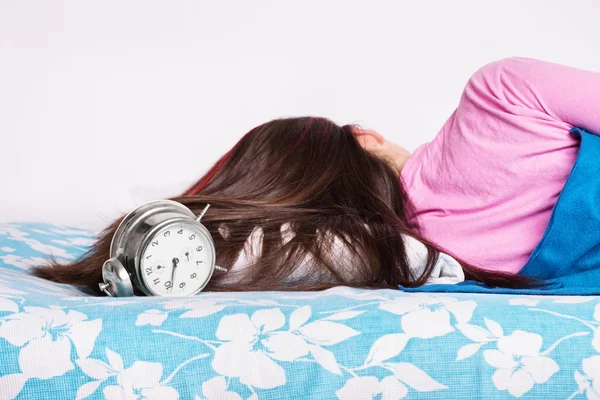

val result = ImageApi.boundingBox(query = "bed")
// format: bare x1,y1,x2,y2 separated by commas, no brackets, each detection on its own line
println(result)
1,222,598,400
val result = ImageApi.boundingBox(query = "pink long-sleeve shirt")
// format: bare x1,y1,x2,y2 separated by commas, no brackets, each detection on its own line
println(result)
401,57,600,274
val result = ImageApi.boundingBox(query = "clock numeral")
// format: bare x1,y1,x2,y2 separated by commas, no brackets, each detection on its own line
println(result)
151,240,159,247
145,267,152,275
164,231,170,237
145,254,152,259
153,278,160,285
189,234,196,240
164,281,172,289
196,261,203,265
196,246,203,252
179,282,186,288
177,229,183,234
190,273,197,279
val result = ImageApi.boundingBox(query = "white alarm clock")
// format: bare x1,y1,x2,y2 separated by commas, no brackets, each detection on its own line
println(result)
99,200,226,297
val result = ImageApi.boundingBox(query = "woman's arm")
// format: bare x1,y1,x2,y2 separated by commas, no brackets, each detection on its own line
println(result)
467,57,600,134
359,58,600,174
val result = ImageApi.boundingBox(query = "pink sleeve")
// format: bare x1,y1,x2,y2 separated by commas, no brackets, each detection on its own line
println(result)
470,57,600,134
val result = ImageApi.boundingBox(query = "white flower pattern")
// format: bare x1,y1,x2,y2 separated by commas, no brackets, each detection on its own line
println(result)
0,283,25,314
103,361,179,400
212,309,300,389
379,295,477,338
575,356,600,400
200,376,243,400
484,331,559,397
336,376,408,400
0,306,101,379
136,309,169,326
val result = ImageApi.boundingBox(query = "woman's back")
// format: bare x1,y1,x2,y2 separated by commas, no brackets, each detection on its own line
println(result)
402,57,600,273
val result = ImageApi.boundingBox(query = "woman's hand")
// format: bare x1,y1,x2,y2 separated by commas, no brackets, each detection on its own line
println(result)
353,128,411,173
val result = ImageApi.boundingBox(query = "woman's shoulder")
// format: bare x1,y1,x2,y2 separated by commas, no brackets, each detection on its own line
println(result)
466,57,535,87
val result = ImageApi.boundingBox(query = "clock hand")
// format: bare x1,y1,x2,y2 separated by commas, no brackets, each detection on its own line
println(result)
170,257,179,292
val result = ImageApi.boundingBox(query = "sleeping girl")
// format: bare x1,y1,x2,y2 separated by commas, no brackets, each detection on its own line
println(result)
34,57,600,295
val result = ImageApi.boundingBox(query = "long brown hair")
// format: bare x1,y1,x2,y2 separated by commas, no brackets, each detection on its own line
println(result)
33,117,535,294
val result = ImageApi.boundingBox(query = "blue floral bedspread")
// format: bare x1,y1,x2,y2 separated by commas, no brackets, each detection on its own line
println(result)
1,222,600,400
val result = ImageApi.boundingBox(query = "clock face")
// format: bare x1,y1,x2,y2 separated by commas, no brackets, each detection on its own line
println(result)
139,222,214,296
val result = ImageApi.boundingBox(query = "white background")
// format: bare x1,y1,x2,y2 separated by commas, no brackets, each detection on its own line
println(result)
1,0,599,231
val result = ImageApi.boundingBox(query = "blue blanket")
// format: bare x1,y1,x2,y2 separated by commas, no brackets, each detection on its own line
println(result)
403,127,600,295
